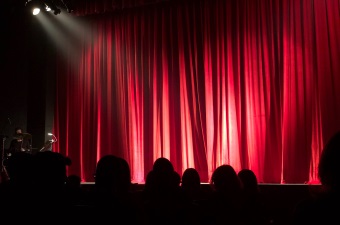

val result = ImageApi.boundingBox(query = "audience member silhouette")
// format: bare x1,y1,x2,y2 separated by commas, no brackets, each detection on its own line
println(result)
204,164,244,225
142,157,194,225
291,131,340,225
143,157,177,197
238,168,270,225
66,174,81,189
181,167,203,202
4,151,35,188
65,174,83,205
3,151,71,223
32,151,70,211
89,154,139,224
180,167,210,225
32,151,69,191
0,151,35,222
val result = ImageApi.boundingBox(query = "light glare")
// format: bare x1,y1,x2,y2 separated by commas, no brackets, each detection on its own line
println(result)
33,8,40,15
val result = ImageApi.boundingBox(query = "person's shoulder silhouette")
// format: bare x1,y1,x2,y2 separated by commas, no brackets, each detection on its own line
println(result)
292,131,340,225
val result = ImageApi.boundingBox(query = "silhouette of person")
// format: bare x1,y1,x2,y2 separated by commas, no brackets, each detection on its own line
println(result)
181,167,202,202
2,151,70,224
8,127,31,155
64,174,83,205
291,131,340,225
204,164,243,225
0,151,35,223
90,154,140,224
238,169,270,225
143,157,194,225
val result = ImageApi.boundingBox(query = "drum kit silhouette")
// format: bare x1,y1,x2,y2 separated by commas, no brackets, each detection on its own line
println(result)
1,132,57,178
8,132,57,153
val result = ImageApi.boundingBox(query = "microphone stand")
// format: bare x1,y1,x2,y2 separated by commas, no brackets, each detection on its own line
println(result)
49,133,58,143
49,133,57,152
40,133,57,152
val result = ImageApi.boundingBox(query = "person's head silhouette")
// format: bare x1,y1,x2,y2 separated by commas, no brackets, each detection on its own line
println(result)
318,131,340,191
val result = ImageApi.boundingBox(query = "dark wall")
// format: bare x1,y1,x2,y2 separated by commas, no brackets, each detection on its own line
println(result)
1,2,55,152
26,16,56,153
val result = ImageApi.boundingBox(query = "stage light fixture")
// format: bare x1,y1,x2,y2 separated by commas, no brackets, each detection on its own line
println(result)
25,0,62,16
25,0,45,15
44,0,62,15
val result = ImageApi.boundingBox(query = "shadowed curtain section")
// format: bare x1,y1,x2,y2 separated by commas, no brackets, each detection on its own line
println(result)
53,0,340,183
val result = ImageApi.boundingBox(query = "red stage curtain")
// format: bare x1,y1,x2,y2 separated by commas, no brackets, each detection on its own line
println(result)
53,0,340,183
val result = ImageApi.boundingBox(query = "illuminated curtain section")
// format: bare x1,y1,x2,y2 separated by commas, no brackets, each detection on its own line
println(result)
54,0,340,183
281,0,315,183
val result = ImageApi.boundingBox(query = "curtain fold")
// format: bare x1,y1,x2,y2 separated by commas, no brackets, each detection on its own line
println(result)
54,0,340,183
